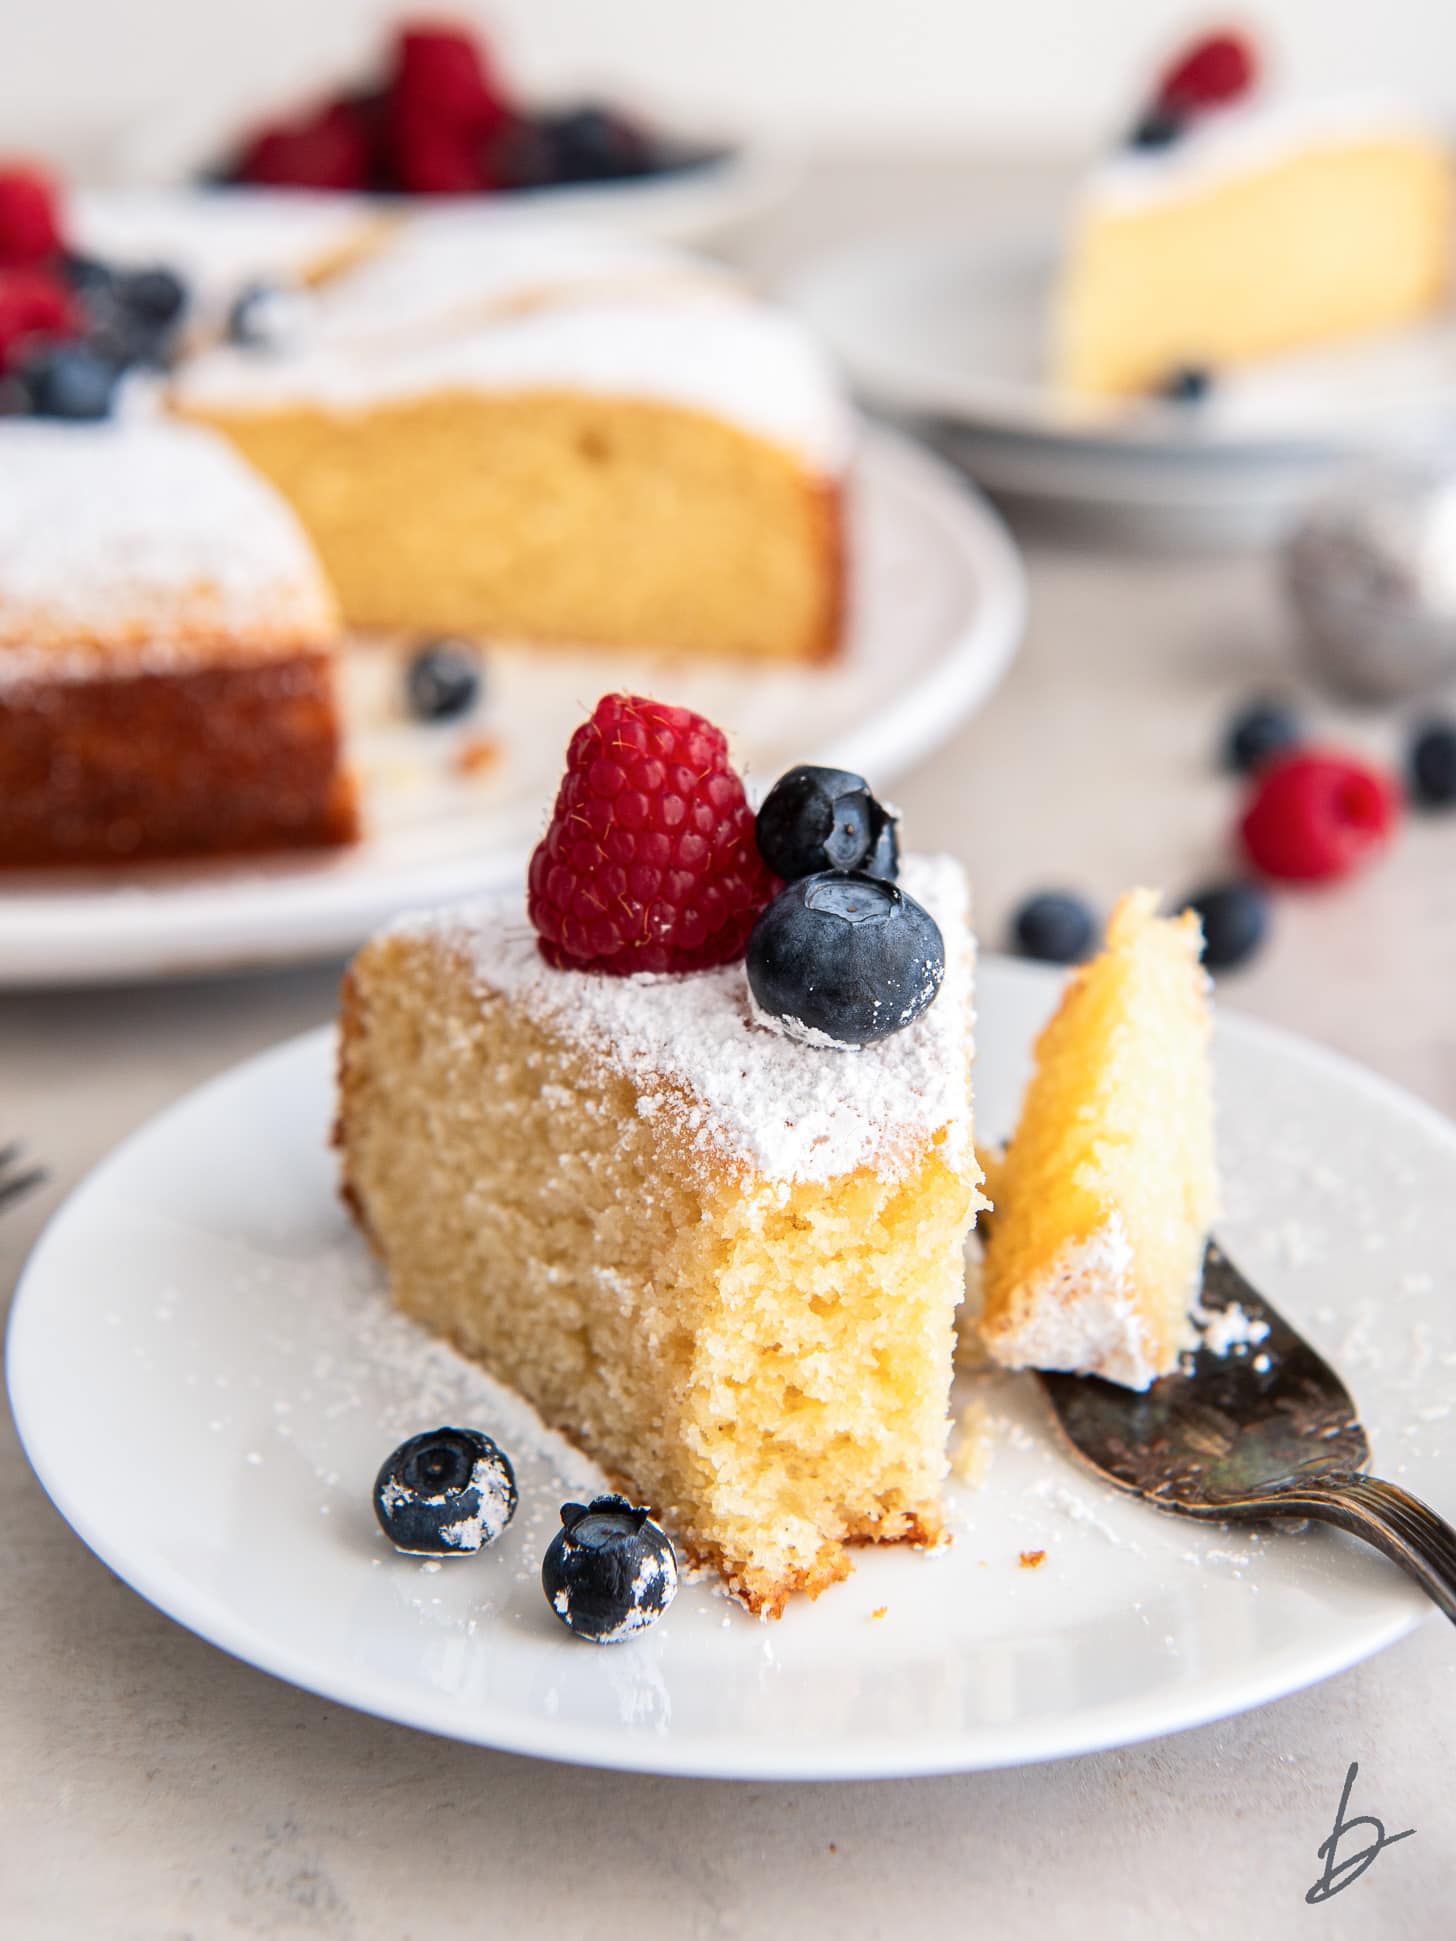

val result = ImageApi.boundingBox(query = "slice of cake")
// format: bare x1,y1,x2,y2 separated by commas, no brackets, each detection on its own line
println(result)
1053,34,1452,398
173,226,850,662
977,889,1215,1390
0,420,355,864
337,698,982,1613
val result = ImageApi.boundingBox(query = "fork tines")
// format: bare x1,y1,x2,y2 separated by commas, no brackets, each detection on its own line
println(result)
0,1142,47,1214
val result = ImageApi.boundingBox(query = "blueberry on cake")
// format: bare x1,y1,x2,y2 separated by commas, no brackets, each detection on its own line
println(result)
976,889,1215,1390
336,698,984,1614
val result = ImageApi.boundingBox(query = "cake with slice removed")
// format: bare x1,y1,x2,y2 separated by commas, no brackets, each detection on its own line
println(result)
0,419,355,865
976,889,1215,1390
336,696,984,1614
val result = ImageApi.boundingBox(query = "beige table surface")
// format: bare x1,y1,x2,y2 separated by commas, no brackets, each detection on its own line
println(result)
4,158,1456,1938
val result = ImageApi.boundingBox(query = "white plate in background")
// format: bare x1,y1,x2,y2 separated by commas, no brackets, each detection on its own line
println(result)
786,223,1456,535
8,959,1450,1778
0,427,1024,987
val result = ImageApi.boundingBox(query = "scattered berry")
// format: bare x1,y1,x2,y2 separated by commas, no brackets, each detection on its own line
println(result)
0,266,79,375
1156,31,1258,114
1126,106,1186,150
388,23,510,194
1010,890,1096,965
1239,750,1399,883
1181,881,1270,971
1223,697,1302,775
234,101,373,191
754,764,899,883
373,1427,517,1556
542,1496,678,1643
60,253,115,299
18,343,117,420
0,166,63,265
527,693,775,975
747,871,945,1048
406,638,482,721
1161,364,1213,403
1407,718,1456,809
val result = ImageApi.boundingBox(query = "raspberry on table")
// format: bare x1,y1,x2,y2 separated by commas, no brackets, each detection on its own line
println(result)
1156,31,1259,114
0,167,63,266
527,693,777,974
1239,750,1399,883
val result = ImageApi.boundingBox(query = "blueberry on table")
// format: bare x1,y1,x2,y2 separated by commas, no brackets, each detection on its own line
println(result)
1181,881,1270,972
226,280,306,350
1408,719,1456,808
406,639,482,721
747,870,945,1048
542,1496,678,1643
60,253,117,299
19,345,118,421
1223,698,1301,775
1009,890,1095,965
373,1427,517,1556
755,764,899,881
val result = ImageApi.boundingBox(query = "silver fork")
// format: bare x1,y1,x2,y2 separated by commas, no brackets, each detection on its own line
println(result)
1040,1241,1456,1623
0,1142,46,1216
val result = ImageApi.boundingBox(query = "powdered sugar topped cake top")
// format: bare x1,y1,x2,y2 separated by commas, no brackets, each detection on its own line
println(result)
395,853,974,1190
1086,94,1441,214
174,225,854,474
0,420,337,679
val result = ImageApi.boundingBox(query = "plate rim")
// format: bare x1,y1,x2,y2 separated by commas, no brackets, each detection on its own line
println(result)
0,424,1025,990
6,958,1444,1780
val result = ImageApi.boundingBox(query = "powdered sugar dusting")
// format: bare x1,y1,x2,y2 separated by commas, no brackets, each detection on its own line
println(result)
391,853,974,1189
0,419,336,679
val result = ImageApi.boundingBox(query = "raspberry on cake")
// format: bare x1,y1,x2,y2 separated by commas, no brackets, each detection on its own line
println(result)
527,692,775,974
337,704,984,1615
173,224,850,662
976,889,1216,1390
0,420,356,864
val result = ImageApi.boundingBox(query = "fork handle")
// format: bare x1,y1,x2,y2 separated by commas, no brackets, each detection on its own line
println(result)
1249,1472,1456,1625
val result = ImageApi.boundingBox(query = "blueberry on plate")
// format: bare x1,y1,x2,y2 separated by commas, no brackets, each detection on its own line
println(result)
755,764,899,882
18,345,118,421
406,639,482,722
1223,697,1301,775
373,1427,517,1556
1161,363,1213,404
747,870,945,1048
1181,880,1270,972
542,1495,678,1643
60,252,117,299
1009,890,1096,965
1408,718,1456,808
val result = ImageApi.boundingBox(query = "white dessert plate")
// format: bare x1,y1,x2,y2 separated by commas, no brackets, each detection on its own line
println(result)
89,131,799,254
0,426,1023,988
9,959,1453,1780
786,223,1456,533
